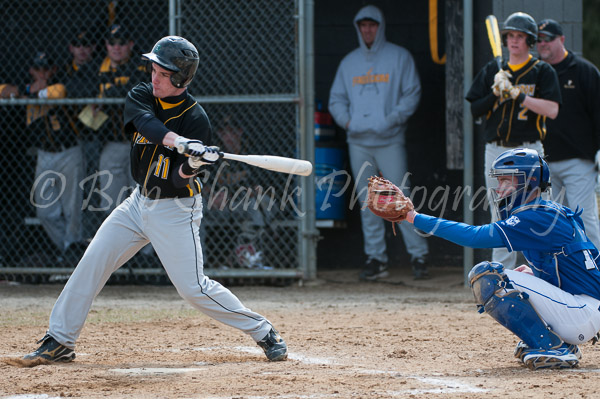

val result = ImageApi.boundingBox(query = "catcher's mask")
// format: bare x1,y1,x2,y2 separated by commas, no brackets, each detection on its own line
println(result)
489,148,550,220
142,36,199,88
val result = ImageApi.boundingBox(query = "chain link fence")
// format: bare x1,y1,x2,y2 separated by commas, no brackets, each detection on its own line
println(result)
0,0,309,284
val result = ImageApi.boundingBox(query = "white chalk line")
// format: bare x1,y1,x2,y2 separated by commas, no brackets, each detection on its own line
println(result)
109,367,205,375
2,395,63,399
113,346,489,396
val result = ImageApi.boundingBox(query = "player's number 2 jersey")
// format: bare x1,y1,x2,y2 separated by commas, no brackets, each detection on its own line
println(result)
466,57,561,144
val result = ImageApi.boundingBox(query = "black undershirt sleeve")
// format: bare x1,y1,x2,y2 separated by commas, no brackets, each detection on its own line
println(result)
470,92,497,118
172,172,196,188
132,113,171,144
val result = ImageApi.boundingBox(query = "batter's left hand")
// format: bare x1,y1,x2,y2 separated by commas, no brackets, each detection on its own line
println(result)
174,136,206,157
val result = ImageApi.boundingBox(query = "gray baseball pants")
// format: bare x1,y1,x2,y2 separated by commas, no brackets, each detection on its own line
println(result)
48,187,273,349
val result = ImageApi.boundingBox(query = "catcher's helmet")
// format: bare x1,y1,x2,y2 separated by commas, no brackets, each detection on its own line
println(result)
501,12,538,47
142,36,199,88
489,148,550,219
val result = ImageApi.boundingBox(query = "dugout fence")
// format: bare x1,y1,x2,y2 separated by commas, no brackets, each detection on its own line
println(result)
0,0,317,284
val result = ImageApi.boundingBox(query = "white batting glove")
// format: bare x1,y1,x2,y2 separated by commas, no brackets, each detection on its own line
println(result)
187,146,223,168
492,79,512,97
174,136,206,157
494,69,512,84
492,70,512,97
509,86,525,103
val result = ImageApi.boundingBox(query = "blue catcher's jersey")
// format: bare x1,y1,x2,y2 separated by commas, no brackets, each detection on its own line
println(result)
494,199,600,298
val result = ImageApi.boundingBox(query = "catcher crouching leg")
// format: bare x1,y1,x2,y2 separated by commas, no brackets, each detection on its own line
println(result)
468,261,579,370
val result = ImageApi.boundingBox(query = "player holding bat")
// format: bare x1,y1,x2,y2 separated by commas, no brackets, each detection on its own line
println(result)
466,12,561,270
22,36,288,364
367,148,600,370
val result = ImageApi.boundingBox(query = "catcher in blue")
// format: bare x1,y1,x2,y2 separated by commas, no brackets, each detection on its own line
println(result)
22,36,287,364
372,148,600,370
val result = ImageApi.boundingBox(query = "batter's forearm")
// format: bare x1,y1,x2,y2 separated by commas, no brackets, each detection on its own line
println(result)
163,132,180,147
522,97,559,119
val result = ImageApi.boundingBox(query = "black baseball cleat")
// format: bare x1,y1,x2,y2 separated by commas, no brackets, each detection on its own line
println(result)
257,328,288,361
359,258,389,281
23,334,75,362
411,256,430,280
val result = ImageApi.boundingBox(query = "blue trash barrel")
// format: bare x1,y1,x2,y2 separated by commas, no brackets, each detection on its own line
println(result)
315,145,347,220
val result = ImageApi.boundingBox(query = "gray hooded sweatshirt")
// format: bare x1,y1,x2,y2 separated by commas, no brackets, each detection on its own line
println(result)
328,5,421,147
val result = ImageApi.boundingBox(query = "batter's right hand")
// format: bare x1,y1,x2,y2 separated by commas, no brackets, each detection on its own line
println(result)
188,147,223,168
200,146,223,164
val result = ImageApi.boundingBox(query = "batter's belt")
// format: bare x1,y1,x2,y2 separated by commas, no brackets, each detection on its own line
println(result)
490,139,539,148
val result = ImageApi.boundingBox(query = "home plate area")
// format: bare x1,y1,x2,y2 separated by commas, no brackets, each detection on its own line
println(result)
2,272,600,398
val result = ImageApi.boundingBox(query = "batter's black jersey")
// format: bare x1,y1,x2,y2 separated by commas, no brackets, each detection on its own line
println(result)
466,56,561,144
543,51,600,162
124,82,212,198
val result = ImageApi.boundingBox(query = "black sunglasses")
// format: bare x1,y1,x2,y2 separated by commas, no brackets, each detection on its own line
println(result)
537,35,556,43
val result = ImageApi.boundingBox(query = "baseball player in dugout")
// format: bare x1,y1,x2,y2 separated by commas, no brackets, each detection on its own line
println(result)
374,148,600,370
466,12,561,270
94,23,146,214
535,19,600,251
0,51,85,262
328,4,430,281
23,36,288,363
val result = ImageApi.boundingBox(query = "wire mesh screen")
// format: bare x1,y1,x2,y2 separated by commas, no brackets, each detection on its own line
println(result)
182,1,298,95
0,0,303,284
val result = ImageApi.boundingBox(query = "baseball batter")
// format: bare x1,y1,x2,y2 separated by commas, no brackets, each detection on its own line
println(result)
466,12,561,269
401,148,600,370
23,36,287,363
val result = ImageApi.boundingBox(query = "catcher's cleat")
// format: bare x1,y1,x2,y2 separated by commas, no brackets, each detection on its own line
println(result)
411,257,430,280
257,328,288,361
359,258,389,281
515,341,581,361
23,334,75,363
522,345,579,370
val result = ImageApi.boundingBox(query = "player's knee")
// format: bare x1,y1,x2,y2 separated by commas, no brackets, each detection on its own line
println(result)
468,261,508,308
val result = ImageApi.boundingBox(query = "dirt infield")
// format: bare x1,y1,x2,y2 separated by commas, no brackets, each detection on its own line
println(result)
1,266,600,399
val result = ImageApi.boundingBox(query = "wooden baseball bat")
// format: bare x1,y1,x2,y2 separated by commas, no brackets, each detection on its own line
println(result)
222,153,313,176
485,15,503,70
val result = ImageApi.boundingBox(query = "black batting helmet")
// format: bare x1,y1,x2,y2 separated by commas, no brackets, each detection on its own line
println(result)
142,36,199,88
501,12,538,47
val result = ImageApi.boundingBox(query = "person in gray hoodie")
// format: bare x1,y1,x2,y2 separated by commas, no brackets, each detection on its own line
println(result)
329,5,429,280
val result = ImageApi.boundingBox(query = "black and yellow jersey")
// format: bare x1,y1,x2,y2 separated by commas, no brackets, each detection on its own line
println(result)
467,56,562,144
24,82,80,152
124,82,211,198
99,57,147,142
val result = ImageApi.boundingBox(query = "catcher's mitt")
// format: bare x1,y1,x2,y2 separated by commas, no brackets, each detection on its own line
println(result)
365,176,414,233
